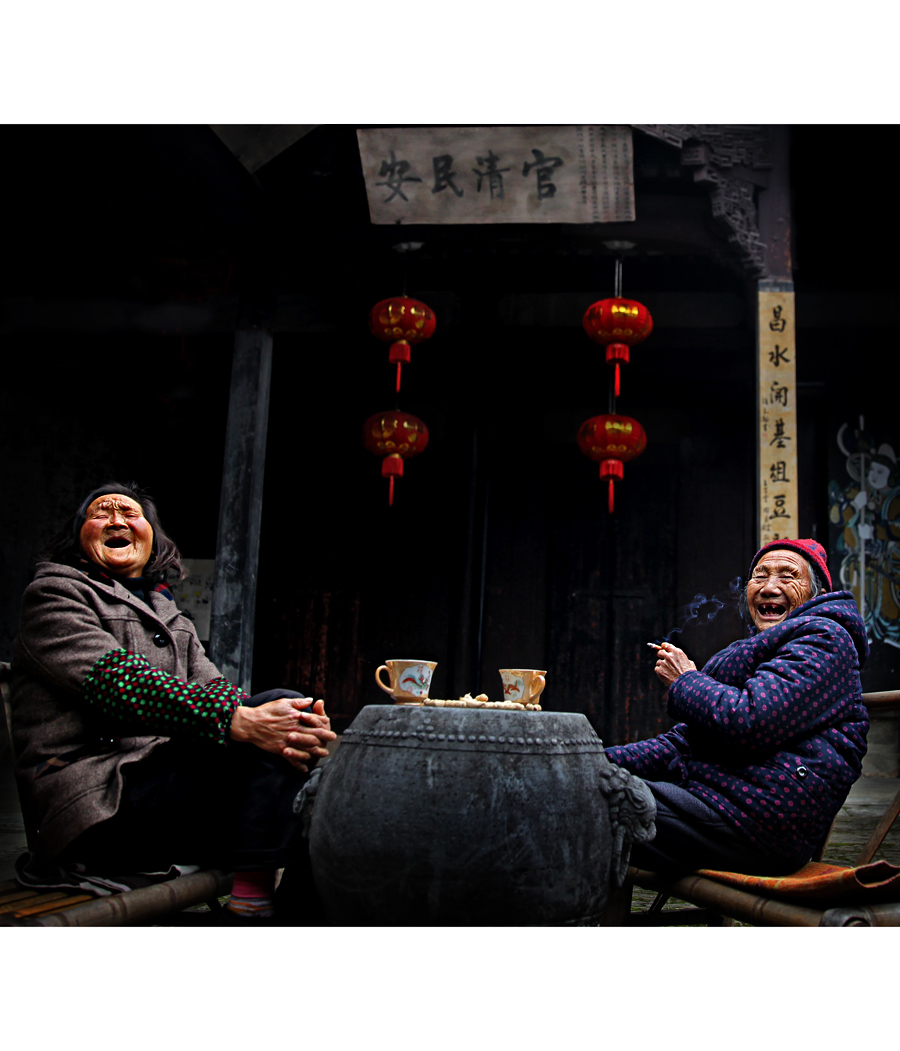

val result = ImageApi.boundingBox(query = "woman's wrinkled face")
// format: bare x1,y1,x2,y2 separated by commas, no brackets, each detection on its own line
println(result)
79,494,154,578
747,550,813,631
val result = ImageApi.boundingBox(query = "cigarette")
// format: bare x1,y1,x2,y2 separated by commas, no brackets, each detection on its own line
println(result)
647,642,663,651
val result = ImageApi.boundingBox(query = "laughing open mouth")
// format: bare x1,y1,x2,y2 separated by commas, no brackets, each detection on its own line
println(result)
757,602,786,617
104,537,132,548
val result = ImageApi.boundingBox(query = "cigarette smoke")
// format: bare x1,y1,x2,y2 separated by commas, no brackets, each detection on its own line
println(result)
661,577,742,642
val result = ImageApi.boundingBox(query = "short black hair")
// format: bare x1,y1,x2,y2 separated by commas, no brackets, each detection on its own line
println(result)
44,481,185,583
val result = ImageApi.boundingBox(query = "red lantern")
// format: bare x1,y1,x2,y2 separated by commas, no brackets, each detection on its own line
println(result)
363,410,429,506
369,296,436,393
582,297,653,397
577,414,647,514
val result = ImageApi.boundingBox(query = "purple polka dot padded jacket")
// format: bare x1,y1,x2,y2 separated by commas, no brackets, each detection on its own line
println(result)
604,591,869,864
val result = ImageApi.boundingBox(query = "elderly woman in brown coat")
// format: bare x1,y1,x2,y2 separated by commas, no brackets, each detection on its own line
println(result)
10,481,335,925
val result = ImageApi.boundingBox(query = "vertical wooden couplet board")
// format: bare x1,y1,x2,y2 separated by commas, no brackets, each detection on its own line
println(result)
757,282,798,547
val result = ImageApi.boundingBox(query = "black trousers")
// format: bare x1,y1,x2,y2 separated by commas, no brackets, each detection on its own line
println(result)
629,781,809,876
61,690,310,874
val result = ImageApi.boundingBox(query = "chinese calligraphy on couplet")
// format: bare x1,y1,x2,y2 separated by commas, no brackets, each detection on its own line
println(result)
357,126,635,225
758,291,798,546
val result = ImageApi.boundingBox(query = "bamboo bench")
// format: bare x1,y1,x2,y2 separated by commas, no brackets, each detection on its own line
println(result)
604,690,900,927
0,868,232,927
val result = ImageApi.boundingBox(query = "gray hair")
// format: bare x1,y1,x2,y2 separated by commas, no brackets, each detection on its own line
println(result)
738,561,826,621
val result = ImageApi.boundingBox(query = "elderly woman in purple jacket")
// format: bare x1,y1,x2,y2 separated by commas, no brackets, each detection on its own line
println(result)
11,482,336,924
604,538,869,875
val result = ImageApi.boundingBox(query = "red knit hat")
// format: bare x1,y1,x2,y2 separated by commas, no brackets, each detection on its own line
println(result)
748,538,832,591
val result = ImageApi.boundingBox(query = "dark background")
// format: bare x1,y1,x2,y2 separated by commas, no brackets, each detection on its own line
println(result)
1,124,896,742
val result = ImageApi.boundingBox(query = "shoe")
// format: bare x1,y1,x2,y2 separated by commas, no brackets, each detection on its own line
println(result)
216,905,279,927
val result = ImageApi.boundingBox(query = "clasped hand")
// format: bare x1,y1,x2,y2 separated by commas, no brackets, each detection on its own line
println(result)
231,698,337,772
654,642,697,687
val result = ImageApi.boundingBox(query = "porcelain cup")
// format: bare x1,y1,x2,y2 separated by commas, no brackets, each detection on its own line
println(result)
499,668,547,705
375,660,437,704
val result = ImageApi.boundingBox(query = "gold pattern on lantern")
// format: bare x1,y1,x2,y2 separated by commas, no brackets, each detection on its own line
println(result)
371,418,424,454
373,417,396,439
376,303,431,335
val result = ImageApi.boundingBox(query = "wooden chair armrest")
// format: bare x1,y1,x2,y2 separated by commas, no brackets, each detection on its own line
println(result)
862,690,900,713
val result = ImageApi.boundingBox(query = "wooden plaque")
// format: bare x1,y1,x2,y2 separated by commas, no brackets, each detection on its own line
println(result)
357,126,635,225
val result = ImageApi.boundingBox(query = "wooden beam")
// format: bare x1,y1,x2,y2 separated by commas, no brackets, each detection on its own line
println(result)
208,304,273,693
210,125,318,173
756,128,797,547
758,126,792,280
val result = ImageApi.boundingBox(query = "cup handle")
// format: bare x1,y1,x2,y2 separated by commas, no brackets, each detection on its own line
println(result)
375,665,393,695
529,674,546,701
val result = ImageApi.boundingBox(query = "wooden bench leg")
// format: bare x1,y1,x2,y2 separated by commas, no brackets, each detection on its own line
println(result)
600,878,635,925
648,890,670,913
855,786,900,866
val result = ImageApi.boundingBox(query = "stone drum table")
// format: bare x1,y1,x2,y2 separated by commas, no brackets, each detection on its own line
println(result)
298,704,655,925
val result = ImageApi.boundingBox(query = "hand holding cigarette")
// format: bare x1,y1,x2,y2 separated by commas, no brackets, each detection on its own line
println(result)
649,640,697,687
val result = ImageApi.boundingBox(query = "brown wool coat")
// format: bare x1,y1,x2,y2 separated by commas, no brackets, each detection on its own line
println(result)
10,562,223,859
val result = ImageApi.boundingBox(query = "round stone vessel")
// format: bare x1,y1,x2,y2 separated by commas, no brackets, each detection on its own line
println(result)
304,704,654,926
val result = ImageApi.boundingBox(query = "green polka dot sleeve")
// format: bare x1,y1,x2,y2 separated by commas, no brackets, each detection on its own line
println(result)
82,648,250,744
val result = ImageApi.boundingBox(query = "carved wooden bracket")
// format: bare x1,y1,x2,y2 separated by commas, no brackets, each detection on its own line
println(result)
632,125,774,275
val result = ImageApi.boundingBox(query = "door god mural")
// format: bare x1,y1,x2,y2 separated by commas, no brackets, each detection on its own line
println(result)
829,420,900,648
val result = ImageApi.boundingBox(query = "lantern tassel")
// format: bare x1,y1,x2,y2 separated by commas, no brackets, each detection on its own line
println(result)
381,452,405,509
614,362,621,398
389,340,411,393
608,479,615,515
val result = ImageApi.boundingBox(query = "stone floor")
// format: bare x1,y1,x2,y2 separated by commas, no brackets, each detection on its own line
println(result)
2,752,898,920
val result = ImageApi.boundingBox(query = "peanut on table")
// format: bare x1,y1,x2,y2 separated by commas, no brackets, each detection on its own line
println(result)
422,693,542,711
